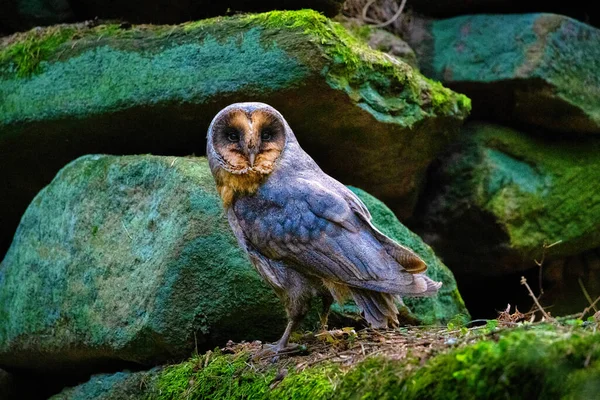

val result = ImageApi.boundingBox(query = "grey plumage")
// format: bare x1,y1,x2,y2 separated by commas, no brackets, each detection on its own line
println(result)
207,102,441,352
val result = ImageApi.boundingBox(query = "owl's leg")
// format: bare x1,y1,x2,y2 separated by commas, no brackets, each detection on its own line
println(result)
319,292,334,331
271,289,312,353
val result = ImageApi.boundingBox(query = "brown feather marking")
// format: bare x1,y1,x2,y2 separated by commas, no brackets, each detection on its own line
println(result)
402,252,427,274
229,111,251,133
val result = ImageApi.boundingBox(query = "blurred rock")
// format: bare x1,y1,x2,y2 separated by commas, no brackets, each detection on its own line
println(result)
418,122,600,277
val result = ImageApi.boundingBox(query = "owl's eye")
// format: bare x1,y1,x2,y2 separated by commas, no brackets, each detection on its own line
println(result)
225,128,240,143
261,128,274,142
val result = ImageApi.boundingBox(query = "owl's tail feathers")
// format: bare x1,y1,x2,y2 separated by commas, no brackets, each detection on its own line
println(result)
351,275,441,328
351,289,399,328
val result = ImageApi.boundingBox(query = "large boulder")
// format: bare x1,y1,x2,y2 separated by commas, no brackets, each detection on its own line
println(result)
418,122,600,277
0,154,468,375
0,9,471,259
403,13,600,134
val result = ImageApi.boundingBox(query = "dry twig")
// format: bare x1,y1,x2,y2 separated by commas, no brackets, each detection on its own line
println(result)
521,276,555,321
580,296,600,319
361,0,408,28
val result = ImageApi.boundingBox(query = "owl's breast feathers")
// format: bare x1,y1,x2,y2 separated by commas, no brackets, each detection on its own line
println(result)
213,168,267,208
231,174,441,297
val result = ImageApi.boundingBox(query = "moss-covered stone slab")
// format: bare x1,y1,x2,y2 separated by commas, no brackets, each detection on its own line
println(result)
404,13,600,133
0,154,467,374
0,10,470,260
418,122,600,278
50,324,600,400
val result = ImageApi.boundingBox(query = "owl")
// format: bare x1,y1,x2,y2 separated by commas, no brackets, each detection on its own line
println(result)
207,102,441,354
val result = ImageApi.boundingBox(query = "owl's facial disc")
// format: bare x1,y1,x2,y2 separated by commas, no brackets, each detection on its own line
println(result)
213,109,286,175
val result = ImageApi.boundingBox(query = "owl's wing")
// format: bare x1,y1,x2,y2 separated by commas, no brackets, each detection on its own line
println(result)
235,178,437,295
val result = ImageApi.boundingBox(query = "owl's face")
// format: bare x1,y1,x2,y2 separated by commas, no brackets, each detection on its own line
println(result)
208,104,287,175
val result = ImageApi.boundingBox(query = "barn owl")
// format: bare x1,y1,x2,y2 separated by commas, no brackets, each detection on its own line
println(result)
207,102,441,354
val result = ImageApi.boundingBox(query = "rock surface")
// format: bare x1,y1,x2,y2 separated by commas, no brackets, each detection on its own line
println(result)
417,122,600,278
404,13,600,133
0,9,471,259
50,324,600,399
0,154,468,374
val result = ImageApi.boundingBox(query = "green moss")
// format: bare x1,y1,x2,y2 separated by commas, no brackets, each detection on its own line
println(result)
0,27,75,76
150,349,340,399
427,78,472,116
540,16,600,126
403,325,600,399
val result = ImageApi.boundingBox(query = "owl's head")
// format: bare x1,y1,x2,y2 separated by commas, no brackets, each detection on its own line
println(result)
207,102,288,176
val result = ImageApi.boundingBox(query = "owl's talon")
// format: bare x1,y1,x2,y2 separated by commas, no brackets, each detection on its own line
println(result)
254,342,304,361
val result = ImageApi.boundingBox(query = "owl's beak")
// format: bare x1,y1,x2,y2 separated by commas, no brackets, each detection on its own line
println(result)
248,152,256,167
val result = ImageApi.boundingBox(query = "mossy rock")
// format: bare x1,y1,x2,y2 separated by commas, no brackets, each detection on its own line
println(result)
418,121,600,278
0,154,467,375
0,10,470,261
404,13,600,133
50,324,600,399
